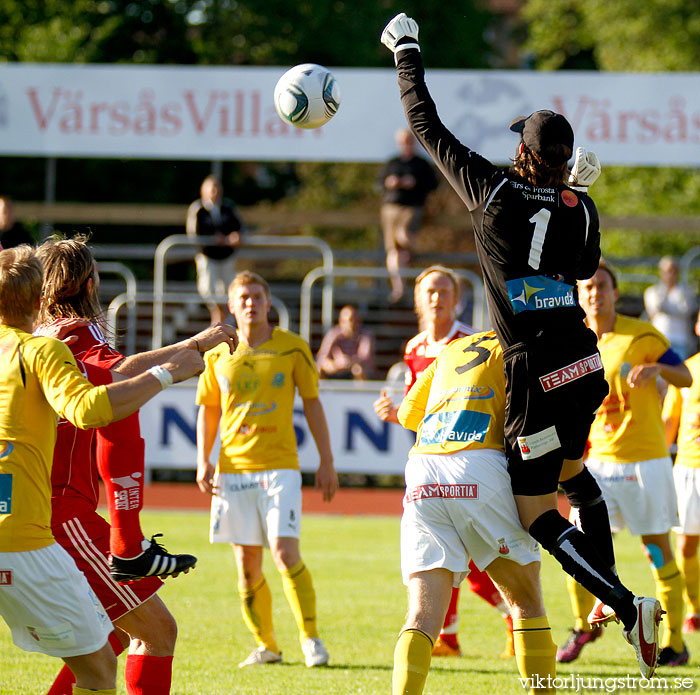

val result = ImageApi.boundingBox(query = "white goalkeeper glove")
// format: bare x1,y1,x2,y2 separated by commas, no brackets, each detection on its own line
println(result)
568,147,601,190
381,12,420,58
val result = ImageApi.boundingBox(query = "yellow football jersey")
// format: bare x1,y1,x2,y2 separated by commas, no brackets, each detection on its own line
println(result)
588,315,670,463
398,331,505,455
0,325,112,552
664,352,700,469
196,327,319,474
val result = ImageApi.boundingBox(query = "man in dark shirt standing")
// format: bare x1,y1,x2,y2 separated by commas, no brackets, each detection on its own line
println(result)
187,175,244,324
377,129,437,302
381,11,664,689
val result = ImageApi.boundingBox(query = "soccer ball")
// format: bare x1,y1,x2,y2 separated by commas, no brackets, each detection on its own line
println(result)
274,63,341,129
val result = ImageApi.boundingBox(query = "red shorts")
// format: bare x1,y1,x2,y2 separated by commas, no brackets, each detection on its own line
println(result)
52,511,162,622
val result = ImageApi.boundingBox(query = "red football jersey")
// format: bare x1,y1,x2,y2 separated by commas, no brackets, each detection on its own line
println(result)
68,323,125,370
403,320,475,392
50,323,124,524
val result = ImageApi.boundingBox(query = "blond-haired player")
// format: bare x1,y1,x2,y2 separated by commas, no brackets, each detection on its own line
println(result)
393,331,552,695
560,262,691,667
196,271,338,668
0,246,203,695
375,266,514,658
663,308,700,636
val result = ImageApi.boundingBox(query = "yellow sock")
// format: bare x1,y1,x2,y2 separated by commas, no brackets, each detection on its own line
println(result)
653,559,685,651
678,551,700,615
392,628,433,695
238,575,278,653
513,616,556,695
280,560,318,642
566,575,596,632
73,689,116,695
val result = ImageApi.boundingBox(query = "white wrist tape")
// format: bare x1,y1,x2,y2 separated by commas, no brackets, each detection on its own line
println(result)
148,365,174,389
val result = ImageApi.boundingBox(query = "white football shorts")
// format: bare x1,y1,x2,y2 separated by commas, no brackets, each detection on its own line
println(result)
673,463,700,535
401,450,540,587
585,457,679,535
210,469,302,546
0,542,111,657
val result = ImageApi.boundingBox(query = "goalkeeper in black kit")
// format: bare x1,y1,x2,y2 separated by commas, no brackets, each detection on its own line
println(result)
381,11,664,685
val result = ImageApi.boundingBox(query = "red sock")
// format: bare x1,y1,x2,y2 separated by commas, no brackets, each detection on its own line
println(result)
465,559,502,607
46,632,125,695
96,412,146,558
438,586,460,649
46,666,75,695
125,654,173,695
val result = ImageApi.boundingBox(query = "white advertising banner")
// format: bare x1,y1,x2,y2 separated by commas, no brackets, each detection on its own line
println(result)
0,63,699,165
139,380,414,475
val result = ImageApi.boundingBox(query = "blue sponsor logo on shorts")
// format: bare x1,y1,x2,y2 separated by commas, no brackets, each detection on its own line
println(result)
419,410,491,446
0,473,11,514
507,275,575,314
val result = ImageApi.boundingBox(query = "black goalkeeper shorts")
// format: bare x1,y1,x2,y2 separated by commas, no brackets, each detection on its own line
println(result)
503,330,609,496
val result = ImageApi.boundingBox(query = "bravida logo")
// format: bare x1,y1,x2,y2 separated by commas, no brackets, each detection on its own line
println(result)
0,570,12,585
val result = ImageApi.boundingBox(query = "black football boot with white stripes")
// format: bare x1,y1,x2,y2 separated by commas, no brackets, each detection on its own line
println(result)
109,534,197,584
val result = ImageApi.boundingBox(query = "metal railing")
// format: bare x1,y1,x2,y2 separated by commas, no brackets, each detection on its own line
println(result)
108,291,290,353
98,261,138,354
299,266,488,344
151,234,334,349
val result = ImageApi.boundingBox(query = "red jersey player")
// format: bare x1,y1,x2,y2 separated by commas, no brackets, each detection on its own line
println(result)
374,265,514,658
36,236,238,695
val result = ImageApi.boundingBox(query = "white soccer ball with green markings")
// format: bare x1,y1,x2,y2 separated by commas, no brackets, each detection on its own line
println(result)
274,63,341,129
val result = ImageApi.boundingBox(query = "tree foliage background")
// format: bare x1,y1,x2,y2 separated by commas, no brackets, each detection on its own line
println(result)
522,0,700,271
0,0,493,248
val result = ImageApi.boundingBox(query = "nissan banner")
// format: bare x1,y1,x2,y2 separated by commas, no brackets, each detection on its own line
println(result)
139,380,415,476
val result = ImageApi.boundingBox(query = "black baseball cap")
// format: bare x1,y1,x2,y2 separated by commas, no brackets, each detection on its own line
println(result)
509,110,574,166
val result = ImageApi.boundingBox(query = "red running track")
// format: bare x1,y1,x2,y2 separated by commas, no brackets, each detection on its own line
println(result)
137,483,406,516
131,484,571,518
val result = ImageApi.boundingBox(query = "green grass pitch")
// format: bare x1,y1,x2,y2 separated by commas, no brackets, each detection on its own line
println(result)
2,509,698,693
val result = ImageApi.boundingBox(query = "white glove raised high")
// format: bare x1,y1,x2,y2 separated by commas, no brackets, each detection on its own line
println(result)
568,147,601,189
381,12,420,55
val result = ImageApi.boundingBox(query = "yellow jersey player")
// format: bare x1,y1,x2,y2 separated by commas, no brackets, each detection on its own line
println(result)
0,246,204,695
663,308,700,636
196,270,338,668
374,265,515,659
394,331,553,695
560,262,692,667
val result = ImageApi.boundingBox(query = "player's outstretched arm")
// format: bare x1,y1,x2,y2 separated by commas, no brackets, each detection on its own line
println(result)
381,12,496,213
113,324,238,376
568,147,601,191
302,396,338,502
196,403,221,495
106,348,204,421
